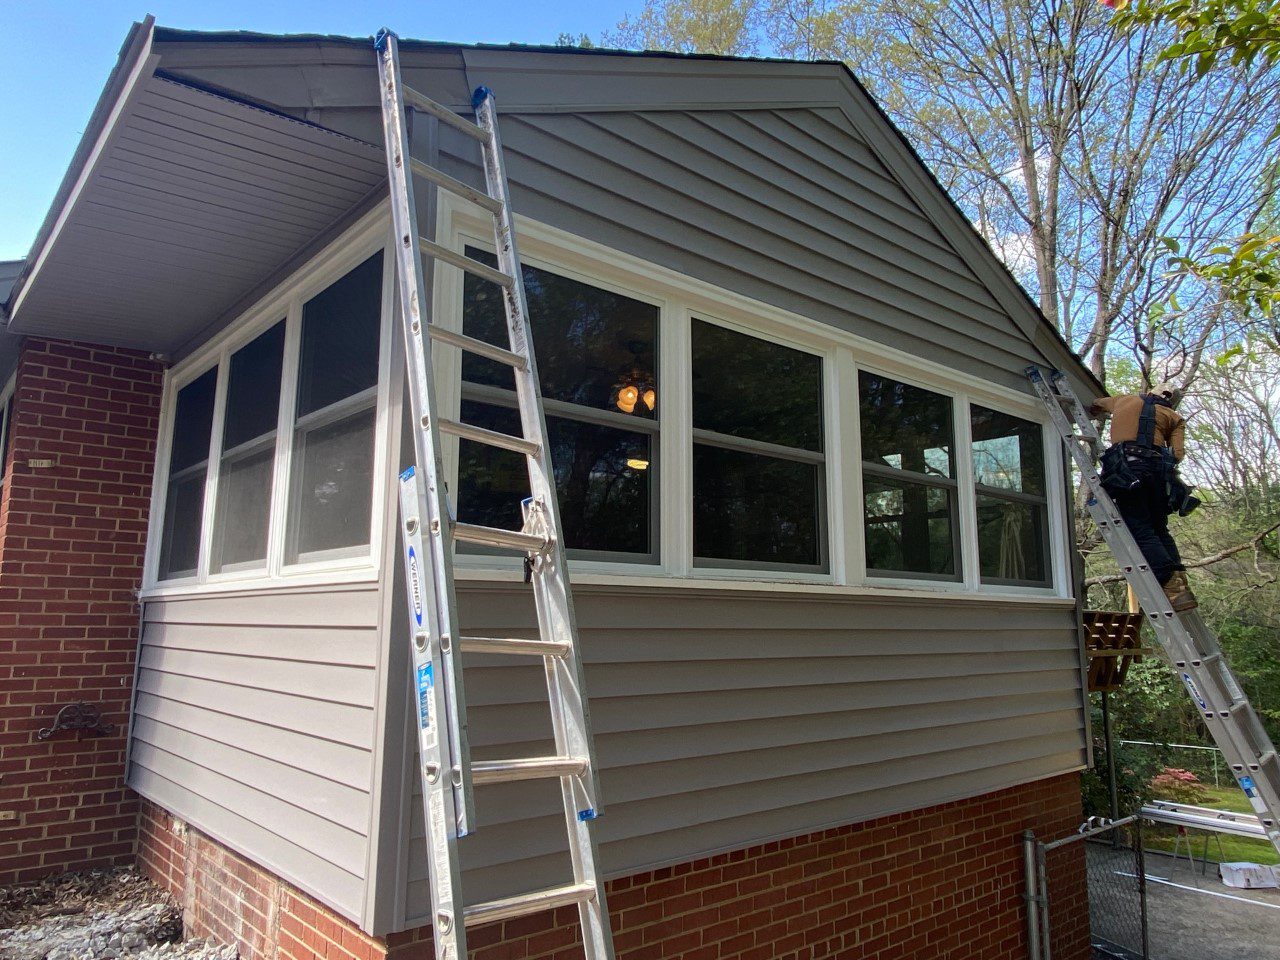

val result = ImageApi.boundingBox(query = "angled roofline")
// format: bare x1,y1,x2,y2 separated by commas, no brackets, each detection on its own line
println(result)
5,16,158,322
15,22,1100,394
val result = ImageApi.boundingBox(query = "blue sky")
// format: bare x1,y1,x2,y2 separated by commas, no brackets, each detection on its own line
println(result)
0,0,634,261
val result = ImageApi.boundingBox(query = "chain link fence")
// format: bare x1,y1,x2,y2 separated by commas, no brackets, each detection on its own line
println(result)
1024,816,1149,960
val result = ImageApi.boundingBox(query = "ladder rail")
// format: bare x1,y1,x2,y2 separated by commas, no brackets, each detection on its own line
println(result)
376,31,616,960
474,87,615,960
1028,366,1280,853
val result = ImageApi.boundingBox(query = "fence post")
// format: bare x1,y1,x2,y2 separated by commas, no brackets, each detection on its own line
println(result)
1023,829,1043,960
1137,818,1149,958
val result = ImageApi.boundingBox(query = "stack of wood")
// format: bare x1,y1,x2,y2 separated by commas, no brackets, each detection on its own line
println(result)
1083,610,1151,693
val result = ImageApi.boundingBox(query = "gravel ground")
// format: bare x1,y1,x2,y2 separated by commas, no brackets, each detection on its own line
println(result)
0,869,236,960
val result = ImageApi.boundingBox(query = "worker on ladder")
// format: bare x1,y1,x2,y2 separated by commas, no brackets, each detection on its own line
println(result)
1090,383,1199,611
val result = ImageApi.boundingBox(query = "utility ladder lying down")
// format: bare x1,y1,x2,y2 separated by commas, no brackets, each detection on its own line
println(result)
1028,366,1280,857
375,30,614,960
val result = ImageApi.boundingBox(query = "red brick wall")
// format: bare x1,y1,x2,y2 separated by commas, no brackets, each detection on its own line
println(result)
0,338,163,884
139,773,1088,960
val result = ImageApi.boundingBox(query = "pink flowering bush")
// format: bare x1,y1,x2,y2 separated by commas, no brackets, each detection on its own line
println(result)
1149,767,1211,804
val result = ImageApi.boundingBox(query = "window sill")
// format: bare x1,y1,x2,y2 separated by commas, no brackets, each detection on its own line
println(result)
138,564,379,602
453,565,1075,605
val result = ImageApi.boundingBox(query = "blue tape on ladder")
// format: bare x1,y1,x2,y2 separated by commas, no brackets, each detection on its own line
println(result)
400,465,416,482
472,86,494,110
374,28,395,51
578,808,597,822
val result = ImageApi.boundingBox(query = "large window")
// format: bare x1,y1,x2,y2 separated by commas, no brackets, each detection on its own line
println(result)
286,254,382,563
157,368,217,580
209,321,286,573
691,320,825,569
153,250,385,583
859,372,959,579
456,248,659,560
971,405,1050,586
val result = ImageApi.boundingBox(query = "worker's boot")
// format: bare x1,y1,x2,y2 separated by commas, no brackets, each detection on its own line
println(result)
1163,571,1198,612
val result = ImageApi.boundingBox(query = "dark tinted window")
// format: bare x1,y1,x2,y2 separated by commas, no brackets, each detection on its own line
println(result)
296,252,383,418
859,372,953,478
158,367,218,579
223,322,286,451
864,474,957,577
692,321,822,450
971,406,1045,495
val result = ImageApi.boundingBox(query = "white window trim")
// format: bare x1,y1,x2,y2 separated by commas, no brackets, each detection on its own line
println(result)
141,209,395,599
436,194,1073,602
0,372,16,486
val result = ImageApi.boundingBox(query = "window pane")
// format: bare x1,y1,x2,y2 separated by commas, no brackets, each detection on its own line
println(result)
461,248,658,420
296,253,383,418
693,445,822,567
289,408,376,561
158,368,217,579
168,369,217,474
211,322,285,572
977,495,1049,585
0,396,11,480
859,373,953,478
456,400,655,557
863,474,957,578
971,406,1046,496
212,448,274,570
691,320,823,451
223,322,285,450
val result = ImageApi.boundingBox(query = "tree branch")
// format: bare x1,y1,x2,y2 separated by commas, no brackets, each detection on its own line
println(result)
1084,519,1280,586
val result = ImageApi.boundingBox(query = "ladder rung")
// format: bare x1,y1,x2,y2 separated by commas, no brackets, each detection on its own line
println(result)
402,85,489,143
471,756,588,785
453,521,547,553
440,417,540,456
460,636,571,657
420,237,515,289
409,157,503,214
428,325,527,370
464,882,597,927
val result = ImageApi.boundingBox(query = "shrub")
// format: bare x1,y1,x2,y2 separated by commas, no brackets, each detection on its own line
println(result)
1149,767,1211,804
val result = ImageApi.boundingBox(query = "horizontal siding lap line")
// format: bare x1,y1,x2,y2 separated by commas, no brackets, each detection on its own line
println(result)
497,119,1034,362
132,691,373,789
129,765,366,923
130,715,370,833
417,753,1085,914
129,743,368,876
138,646,376,708
540,112,1008,327
678,108,936,235
465,697,1086,767
141,628,377,668
134,668,375,750
612,111,1005,317
464,668,1082,733
445,148,1039,374
404,734,1083,869
455,655,1082,704
406,719,1082,837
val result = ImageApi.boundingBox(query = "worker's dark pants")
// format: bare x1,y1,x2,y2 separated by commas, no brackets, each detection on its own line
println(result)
1111,460,1183,585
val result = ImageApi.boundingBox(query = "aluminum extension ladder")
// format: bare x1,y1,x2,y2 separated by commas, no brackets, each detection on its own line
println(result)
1027,365,1280,856
375,29,614,960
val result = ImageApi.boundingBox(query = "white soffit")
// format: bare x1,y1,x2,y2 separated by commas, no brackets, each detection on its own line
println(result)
9,73,386,354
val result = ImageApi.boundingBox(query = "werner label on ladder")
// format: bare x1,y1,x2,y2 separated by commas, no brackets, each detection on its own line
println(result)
376,28,615,960
1028,365,1280,858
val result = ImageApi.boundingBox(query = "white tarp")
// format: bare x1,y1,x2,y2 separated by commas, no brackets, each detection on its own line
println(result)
1220,862,1280,889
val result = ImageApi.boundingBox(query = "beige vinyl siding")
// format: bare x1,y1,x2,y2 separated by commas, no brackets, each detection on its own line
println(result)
125,586,383,922
379,583,1085,930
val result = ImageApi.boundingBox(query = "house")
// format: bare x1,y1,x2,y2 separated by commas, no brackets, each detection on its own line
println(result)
1,17,1100,960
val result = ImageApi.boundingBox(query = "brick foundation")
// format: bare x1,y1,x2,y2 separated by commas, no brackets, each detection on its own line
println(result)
139,773,1088,960
0,338,163,885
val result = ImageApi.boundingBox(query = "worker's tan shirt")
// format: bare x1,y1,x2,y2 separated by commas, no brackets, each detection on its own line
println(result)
1091,395,1186,461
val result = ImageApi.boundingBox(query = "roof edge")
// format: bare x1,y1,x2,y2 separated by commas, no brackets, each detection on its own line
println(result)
6,17,157,322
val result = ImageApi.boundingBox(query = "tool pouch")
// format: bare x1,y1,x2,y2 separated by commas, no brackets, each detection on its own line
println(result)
1099,442,1140,494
